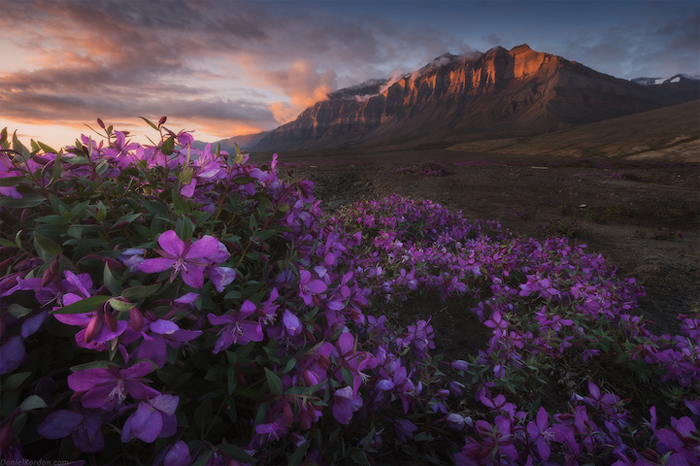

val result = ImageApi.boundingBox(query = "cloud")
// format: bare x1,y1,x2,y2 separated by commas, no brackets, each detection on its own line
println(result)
262,61,336,109
267,102,299,125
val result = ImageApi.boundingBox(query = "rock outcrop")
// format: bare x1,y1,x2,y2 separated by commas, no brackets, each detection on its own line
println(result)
249,45,699,152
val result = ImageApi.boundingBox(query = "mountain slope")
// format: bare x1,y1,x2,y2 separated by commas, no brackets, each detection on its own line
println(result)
251,45,698,153
447,99,700,161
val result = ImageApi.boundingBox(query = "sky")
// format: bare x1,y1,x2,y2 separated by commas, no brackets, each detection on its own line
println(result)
1,0,698,150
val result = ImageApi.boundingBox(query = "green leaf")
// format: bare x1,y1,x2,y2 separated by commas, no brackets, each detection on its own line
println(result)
4,372,31,391
160,136,175,155
34,233,62,256
227,366,238,395
139,116,160,132
38,141,59,155
70,201,90,220
1,193,46,209
103,264,124,295
108,298,136,312
121,283,160,301
233,176,256,185
194,396,213,430
52,295,110,314
70,360,117,372
279,358,297,376
288,440,311,466
36,215,69,226
192,451,212,466
12,130,29,157
0,176,26,187
20,395,47,412
216,444,256,464
350,450,371,465
8,304,33,319
171,186,188,214
265,368,283,396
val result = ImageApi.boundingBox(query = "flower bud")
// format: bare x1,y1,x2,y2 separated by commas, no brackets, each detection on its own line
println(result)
158,116,167,126
42,256,60,287
129,307,144,332
283,402,293,426
85,314,104,343
97,118,105,129
109,221,129,231
104,311,118,333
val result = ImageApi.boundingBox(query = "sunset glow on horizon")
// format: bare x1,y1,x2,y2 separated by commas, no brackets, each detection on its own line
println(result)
1,0,698,150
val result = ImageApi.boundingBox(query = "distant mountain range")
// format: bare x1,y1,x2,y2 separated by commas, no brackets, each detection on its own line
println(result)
198,45,699,154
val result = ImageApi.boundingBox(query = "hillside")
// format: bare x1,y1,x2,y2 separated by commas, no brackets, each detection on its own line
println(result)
447,99,700,161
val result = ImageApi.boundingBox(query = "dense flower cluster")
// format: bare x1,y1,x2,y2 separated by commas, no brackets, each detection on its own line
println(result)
0,122,698,465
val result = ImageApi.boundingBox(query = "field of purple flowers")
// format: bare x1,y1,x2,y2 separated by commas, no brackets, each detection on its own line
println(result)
0,120,698,465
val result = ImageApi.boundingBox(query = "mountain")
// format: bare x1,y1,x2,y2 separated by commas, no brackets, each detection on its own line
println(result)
630,74,700,104
192,131,268,153
246,45,698,153
631,74,700,86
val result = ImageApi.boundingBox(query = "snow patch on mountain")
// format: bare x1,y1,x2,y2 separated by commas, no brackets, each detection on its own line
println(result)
632,74,700,86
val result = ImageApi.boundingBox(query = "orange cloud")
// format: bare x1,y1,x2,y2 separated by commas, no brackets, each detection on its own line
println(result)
267,101,298,125
261,60,336,119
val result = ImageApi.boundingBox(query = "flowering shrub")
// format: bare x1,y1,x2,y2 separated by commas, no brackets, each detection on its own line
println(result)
1,121,698,465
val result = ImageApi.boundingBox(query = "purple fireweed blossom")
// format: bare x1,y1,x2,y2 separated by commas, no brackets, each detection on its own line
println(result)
208,300,263,353
655,416,699,465
118,248,146,272
37,409,105,453
332,386,363,424
165,440,192,466
0,336,25,375
526,407,555,461
126,319,202,367
121,394,179,443
205,266,236,292
394,418,418,442
299,270,327,306
67,361,160,410
139,231,220,288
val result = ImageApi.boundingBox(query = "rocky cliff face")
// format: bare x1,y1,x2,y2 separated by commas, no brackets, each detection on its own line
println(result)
251,45,698,152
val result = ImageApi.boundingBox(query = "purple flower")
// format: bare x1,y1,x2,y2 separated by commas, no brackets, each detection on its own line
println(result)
0,336,25,375
134,319,202,368
139,231,220,288
206,266,236,292
526,407,554,461
165,440,192,466
37,410,105,453
299,270,327,306
332,386,363,424
68,362,160,410
655,416,699,465
394,418,418,442
208,300,263,353
121,394,179,443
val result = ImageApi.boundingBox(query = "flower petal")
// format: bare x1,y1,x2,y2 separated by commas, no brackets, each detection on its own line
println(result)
37,410,84,439
139,258,175,274
0,336,25,375
158,231,185,257
183,236,219,260
131,402,162,443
